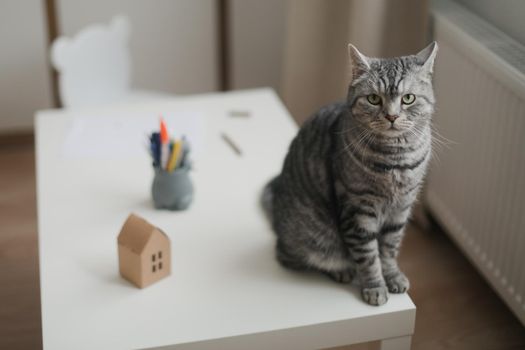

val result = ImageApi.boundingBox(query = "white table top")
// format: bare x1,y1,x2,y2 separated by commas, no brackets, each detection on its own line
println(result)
36,88,415,350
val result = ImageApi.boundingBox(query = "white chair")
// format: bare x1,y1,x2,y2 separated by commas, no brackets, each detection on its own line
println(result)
51,15,173,108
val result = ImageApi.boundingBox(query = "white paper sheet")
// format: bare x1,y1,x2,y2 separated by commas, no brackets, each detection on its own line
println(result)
62,112,204,159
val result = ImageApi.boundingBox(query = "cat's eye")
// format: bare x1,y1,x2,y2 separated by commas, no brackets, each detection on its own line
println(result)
366,94,381,105
401,94,416,105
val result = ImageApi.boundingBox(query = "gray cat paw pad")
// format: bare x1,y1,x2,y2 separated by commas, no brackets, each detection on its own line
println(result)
385,273,410,293
362,286,389,306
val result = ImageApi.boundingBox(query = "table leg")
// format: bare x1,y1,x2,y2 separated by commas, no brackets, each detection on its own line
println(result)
380,335,412,350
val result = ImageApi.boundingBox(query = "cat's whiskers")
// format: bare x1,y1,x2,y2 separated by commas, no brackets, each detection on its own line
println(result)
410,124,443,164
412,123,449,152
427,126,455,165
350,128,375,162
350,129,373,157
362,130,377,161
406,122,426,144
430,125,455,149
338,128,369,158
334,124,362,135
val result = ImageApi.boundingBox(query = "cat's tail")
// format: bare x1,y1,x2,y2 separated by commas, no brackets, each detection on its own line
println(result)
261,176,279,224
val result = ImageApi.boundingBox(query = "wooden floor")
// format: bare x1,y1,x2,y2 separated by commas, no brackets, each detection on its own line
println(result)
1,140,524,350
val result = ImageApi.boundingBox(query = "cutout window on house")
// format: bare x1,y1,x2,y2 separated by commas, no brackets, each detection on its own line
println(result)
158,251,162,259
159,262,163,270
152,265,156,273
152,254,156,262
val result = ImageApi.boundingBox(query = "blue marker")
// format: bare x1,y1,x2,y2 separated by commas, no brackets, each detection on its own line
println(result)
150,132,161,168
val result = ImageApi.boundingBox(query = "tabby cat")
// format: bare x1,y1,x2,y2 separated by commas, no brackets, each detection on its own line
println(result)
262,42,438,306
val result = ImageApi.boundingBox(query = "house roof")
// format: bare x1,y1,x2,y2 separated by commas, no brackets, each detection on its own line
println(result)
117,214,167,254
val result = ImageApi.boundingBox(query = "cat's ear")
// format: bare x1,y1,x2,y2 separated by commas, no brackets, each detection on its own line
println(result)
416,41,438,74
348,44,370,81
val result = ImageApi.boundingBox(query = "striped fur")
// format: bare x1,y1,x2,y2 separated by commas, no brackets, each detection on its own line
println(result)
263,42,438,306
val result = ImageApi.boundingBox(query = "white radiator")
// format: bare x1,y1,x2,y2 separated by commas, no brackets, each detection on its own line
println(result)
426,0,525,325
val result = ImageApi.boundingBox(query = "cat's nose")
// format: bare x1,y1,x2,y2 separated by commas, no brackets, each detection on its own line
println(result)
385,115,399,123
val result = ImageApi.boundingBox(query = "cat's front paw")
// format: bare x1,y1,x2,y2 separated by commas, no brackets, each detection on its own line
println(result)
361,285,388,306
385,272,410,293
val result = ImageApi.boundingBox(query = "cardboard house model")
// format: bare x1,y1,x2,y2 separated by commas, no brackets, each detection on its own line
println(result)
117,214,171,288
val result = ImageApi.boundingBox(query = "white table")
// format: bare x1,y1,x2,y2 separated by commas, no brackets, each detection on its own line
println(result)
36,89,415,350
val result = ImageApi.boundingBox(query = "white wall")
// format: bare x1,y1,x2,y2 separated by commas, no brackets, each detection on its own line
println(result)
229,0,287,93
0,0,53,132
56,0,219,95
0,0,288,132
453,0,525,46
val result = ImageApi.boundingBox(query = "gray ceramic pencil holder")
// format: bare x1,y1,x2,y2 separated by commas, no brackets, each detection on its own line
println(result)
151,166,194,211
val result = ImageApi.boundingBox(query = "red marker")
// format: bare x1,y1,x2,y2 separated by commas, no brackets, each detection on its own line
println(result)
160,117,170,169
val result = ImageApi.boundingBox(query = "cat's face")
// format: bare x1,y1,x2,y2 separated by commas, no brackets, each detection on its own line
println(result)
347,43,438,137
